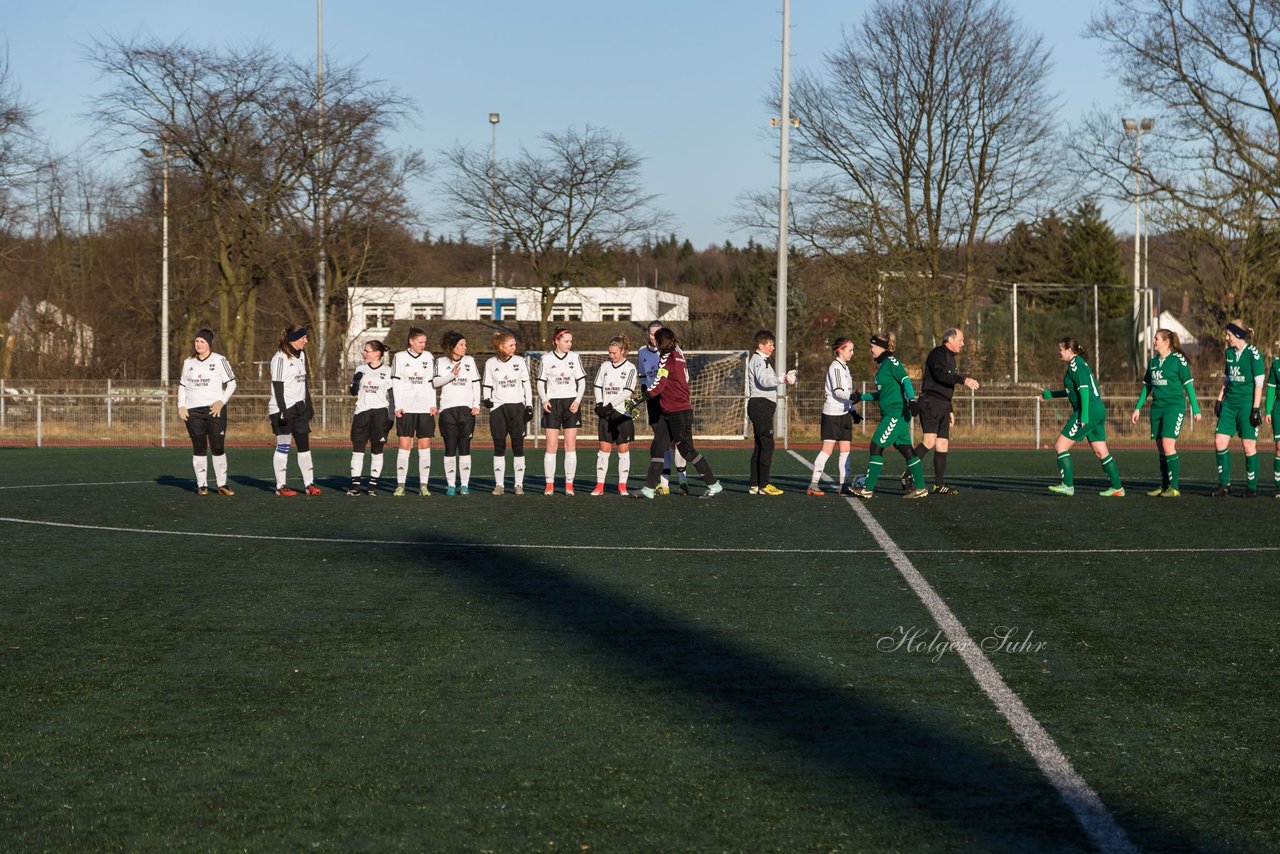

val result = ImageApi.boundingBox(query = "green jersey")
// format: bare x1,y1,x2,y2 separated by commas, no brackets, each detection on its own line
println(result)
1266,357,1280,412
870,355,914,416
1142,351,1196,410
1063,356,1105,421
1222,344,1264,403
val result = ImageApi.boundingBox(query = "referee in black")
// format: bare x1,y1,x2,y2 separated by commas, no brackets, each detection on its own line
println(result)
913,327,980,494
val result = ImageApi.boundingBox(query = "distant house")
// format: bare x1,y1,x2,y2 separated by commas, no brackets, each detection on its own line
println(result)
3,297,95,370
345,284,688,366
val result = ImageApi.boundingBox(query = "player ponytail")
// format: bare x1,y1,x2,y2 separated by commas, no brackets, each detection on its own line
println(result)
654,327,678,353
1058,336,1088,361
1155,328,1183,356
608,334,631,355
407,326,427,347
870,331,896,353
364,339,388,357
492,331,515,351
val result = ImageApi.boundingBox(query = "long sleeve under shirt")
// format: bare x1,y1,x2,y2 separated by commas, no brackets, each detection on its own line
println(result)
821,359,855,416
178,353,236,409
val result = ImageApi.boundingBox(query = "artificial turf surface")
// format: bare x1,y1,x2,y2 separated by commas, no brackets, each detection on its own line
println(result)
0,446,1276,850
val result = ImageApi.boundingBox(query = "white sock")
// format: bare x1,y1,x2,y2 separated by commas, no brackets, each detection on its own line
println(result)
674,448,687,480
618,450,630,487
564,450,577,485
417,448,431,487
369,452,383,480
596,451,610,484
812,450,830,484
274,437,290,487
514,455,526,487
298,450,314,486
397,449,410,485
544,452,556,484
211,453,228,488
192,455,208,488
444,457,457,486
837,451,850,486
460,455,472,487
351,451,363,480
494,456,506,488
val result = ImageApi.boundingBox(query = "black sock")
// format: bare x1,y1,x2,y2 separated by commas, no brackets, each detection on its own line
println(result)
914,442,928,459
934,452,947,485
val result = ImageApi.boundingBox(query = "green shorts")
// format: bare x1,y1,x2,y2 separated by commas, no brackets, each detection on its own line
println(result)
1061,413,1107,443
1149,406,1186,440
870,414,912,448
1216,401,1258,441
1272,405,1280,442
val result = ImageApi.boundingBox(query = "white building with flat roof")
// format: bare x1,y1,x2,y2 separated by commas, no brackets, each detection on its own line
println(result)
345,284,688,363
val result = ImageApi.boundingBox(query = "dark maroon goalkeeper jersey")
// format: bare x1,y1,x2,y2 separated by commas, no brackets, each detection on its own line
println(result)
648,348,691,414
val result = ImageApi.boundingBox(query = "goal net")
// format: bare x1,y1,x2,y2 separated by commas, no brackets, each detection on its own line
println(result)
524,350,749,441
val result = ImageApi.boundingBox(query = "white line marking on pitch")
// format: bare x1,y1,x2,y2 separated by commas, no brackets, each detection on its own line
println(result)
788,449,1136,854
0,480,155,490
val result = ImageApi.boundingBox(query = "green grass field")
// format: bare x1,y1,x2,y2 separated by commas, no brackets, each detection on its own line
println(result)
1,446,1277,851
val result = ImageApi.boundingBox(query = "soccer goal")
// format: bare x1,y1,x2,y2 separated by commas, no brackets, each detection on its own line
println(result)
524,350,750,441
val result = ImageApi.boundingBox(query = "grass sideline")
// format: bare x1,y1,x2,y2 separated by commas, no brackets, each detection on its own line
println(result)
1,447,1276,850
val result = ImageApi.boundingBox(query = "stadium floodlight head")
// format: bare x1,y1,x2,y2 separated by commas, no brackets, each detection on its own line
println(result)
1140,118,1155,132
1122,118,1137,132
489,112,500,125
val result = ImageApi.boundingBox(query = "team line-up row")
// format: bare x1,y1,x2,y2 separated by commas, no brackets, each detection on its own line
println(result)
173,320,1280,499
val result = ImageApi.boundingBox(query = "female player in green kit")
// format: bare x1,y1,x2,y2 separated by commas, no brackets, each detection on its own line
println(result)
1212,320,1265,497
847,332,928,500
1130,328,1200,497
1043,337,1125,497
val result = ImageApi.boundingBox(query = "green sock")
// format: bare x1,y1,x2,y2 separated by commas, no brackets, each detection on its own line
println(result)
907,456,925,489
1273,455,1280,490
1167,453,1180,490
1158,453,1168,487
1100,454,1122,489
865,456,884,490
1216,449,1230,485
1057,451,1074,487
1245,453,1259,490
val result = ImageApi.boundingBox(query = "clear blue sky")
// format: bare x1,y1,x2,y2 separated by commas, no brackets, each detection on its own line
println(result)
5,1,1125,248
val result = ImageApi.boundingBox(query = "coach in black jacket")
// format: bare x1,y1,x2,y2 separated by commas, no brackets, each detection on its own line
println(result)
914,328,980,494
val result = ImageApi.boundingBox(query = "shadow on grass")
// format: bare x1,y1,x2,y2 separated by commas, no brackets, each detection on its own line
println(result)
409,536,1215,852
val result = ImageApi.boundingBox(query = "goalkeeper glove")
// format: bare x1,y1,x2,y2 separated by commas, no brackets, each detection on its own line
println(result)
908,399,920,417
1251,407,1262,427
1214,400,1222,417
524,405,534,423
481,398,493,409
1041,388,1052,400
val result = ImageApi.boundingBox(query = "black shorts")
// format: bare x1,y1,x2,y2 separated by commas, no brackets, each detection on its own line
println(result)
646,395,663,427
270,400,311,436
186,406,228,452
396,411,436,439
820,412,854,442
438,406,476,441
917,395,952,438
542,398,582,431
489,402,527,442
352,408,392,447
598,413,636,444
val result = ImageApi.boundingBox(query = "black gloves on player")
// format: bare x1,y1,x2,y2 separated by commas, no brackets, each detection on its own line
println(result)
481,398,493,409
908,399,920,417
1214,400,1222,417
851,408,863,424
524,405,534,423
593,402,616,419
1250,407,1262,427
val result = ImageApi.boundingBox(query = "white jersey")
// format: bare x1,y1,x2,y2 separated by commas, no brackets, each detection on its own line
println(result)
391,349,437,413
483,355,533,407
594,358,638,411
178,353,236,409
822,358,855,416
351,362,393,415
268,349,308,415
434,355,481,410
539,350,587,403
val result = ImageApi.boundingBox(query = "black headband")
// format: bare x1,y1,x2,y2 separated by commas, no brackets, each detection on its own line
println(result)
1226,322,1249,340
870,334,890,349
288,327,308,343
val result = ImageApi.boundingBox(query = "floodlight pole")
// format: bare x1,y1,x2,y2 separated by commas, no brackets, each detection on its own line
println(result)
141,141,172,386
775,0,792,446
1123,117,1154,371
316,0,328,370
489,112,500,321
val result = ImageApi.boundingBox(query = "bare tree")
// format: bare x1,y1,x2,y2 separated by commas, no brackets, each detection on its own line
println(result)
89,36,419,373
439,125,667,346
767,0,1058,347
1084,0,1280,342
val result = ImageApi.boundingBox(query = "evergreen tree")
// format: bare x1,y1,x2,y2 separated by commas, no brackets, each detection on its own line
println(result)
1065,199,1127,317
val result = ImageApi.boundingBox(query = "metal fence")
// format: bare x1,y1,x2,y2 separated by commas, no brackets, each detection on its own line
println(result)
1,378,1208,449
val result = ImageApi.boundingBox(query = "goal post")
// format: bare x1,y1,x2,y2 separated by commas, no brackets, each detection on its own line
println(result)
524,350,750,442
